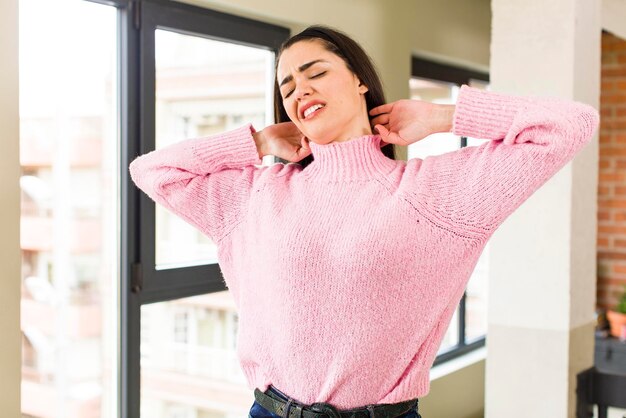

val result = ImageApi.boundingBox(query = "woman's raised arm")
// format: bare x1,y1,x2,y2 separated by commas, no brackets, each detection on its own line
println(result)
128,123,265,244
397,85,600,239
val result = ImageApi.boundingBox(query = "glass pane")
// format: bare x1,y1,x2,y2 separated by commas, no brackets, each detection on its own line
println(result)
141,293,252,418
19,1,119,417
466,243,489,342
154,29,274,270
408,78,460,159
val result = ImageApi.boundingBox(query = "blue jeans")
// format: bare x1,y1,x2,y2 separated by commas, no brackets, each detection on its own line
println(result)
249,386,422,418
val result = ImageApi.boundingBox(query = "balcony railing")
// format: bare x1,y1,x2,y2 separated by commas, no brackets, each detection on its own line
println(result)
141,342,247,385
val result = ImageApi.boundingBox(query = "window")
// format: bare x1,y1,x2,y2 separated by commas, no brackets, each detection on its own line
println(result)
409,55,490,365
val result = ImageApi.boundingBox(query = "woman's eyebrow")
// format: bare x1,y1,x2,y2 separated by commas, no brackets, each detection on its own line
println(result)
279,59,329,87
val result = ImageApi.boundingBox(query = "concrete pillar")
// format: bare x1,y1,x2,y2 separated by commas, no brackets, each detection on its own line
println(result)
486,1,601,417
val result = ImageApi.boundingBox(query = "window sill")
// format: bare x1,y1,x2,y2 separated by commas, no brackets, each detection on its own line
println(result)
430,346,487,381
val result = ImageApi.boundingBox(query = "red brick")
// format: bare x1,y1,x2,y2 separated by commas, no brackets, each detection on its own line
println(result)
604,43,625,53
604,200,626,209
612,42,626,52
601,107,613,118
599,158,612,169
602,67,626,77
604,278,626,287
601,93,626,104
598,210,611,221
601,120,626,129
599,186,611,196
600,173,625,182
598,251,626,260
600,134,613,145
599,225,626,234
602,80,615,90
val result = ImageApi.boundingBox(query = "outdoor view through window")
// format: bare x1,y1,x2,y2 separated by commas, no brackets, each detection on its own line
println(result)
19,1,118,417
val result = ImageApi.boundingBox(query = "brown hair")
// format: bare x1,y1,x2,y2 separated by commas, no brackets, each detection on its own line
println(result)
273,25,395,168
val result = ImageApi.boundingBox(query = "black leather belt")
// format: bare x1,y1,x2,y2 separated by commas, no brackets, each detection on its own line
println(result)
253,387,419,418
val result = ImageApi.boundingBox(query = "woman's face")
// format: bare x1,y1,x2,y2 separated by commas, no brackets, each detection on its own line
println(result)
276,39,372,144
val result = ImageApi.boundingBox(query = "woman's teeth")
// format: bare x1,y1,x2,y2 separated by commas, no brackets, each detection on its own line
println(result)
304,104,324,119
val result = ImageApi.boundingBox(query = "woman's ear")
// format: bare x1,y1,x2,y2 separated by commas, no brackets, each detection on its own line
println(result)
354,73,368,94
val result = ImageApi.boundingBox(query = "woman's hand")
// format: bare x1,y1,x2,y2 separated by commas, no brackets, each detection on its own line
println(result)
369,100,455,146
253,122,312,162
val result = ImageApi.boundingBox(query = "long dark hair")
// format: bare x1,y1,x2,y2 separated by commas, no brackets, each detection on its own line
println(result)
273,25,395,168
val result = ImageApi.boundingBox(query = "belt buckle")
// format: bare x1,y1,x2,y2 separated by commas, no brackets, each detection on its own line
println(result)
308,402,342,418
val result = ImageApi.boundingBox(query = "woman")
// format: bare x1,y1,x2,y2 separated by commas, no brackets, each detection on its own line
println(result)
129,25,599,418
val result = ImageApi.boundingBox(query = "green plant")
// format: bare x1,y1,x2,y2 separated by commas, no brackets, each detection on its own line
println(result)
618,285,626,314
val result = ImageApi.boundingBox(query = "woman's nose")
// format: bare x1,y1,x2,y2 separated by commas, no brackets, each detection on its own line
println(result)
294,81,313,101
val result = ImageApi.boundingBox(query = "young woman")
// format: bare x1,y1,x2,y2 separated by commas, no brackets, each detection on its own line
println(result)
129,25,599,418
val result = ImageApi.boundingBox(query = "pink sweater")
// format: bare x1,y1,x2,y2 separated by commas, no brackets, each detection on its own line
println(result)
128,85,599,409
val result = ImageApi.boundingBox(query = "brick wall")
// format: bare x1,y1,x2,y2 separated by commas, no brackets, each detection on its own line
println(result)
597,30,626,312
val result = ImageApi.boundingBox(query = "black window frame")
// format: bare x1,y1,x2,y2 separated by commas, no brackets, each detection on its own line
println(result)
410,55,490,366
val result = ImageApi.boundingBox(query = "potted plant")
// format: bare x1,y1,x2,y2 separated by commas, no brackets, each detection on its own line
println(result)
606,284,626,340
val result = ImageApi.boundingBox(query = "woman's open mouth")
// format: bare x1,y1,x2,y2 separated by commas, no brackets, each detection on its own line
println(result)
303,104,326,121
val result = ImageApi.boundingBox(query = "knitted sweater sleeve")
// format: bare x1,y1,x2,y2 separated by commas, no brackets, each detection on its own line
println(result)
128,123,263,243
399,84,600,239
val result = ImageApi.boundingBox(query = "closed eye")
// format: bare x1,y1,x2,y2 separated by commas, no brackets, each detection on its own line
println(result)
284,71,327,99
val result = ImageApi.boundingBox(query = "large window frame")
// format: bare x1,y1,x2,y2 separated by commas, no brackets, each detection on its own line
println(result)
410,55,491,366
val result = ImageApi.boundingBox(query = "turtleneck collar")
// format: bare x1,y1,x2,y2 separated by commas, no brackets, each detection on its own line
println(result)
302,134,397,182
